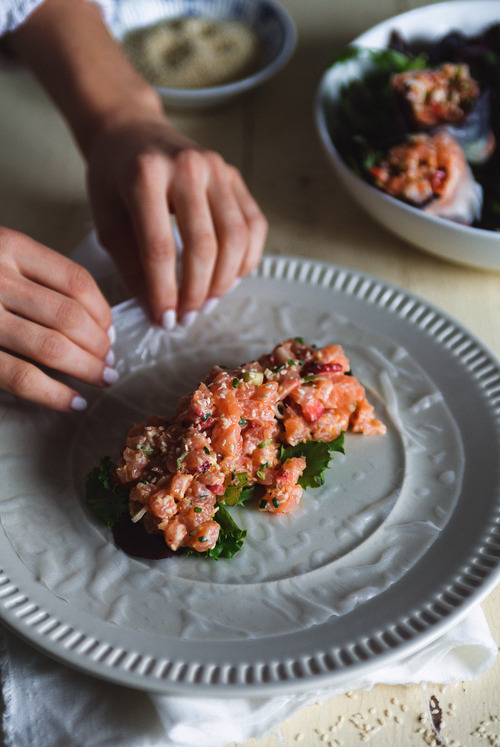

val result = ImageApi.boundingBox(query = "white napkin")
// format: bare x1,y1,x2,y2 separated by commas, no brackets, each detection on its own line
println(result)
0,232,498,746
1,605,497,747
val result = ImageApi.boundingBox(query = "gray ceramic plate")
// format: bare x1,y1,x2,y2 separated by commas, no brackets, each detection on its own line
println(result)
0,255,498,695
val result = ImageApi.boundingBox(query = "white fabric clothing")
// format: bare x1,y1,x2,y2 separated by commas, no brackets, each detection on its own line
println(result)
0,0,115,37
0,0,46,35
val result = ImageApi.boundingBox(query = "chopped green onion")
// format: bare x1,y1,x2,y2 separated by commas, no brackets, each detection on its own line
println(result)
136,444,154,456
176,450,188,469
242,370,264,386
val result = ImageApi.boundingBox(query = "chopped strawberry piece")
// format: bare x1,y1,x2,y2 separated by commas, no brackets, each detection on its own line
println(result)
301,398,325,422
301,361,344,376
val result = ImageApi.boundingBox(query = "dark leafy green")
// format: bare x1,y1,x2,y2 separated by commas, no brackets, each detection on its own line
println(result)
280,434,345,489
85,456,128,528
187,505,247,560
326,46,428,175
222,471,255,506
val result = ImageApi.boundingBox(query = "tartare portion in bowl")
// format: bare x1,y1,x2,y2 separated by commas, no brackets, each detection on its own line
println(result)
326,23,500,231
87,339,385,559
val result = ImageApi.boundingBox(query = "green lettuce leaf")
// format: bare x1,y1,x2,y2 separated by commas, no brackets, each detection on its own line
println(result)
85,456,128,528
188,504,247,560
222,471,256,506
280,434,345,489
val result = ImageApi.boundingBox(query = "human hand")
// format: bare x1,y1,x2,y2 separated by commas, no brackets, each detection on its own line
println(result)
85,109,268,328
0,228,115,411
5,0,267,329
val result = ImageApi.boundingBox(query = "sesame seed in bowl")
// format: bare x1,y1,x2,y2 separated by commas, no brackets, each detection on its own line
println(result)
112,0,297,109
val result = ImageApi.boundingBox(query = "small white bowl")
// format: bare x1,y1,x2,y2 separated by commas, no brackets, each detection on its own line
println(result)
315,1,500,272
112,0,297,109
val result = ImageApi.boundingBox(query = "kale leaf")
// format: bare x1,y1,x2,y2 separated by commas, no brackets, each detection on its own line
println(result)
190,504,247,561
85,456,128,528
280,434,345,489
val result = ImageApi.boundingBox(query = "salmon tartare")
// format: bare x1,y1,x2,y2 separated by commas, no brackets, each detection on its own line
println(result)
112,338,386,555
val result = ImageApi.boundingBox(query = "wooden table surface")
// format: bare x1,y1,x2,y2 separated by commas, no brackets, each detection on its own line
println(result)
0,0,498,745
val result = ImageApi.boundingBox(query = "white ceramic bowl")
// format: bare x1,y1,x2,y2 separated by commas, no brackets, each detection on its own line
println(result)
315,1,500,272
112,0,297,109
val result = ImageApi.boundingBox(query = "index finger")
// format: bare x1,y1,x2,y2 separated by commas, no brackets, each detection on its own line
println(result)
12,231,112,332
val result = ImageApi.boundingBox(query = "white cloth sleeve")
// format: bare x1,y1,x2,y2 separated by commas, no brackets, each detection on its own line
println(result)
0,0,46,36
0,0,116,37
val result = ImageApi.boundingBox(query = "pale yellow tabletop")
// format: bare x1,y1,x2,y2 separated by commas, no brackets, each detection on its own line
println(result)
0,0,498,745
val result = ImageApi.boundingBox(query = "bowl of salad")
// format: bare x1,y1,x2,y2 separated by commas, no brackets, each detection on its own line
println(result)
315,1,500,271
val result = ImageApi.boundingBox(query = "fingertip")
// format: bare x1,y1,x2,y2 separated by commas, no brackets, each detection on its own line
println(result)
102,366,119,385
161,308,177,331
202,297,219,314
70,395,88,412
180,310,198,328
108,324,116,345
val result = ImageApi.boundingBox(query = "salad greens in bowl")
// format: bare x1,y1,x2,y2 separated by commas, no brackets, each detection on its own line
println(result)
315,1,500,271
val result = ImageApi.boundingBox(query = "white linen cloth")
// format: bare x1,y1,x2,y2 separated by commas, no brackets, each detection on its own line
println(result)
1,606,497,747
0,0,115,36
0,232,497,746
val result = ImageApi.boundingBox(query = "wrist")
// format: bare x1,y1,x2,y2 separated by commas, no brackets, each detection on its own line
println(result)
78,81,165,159
6,0,165,156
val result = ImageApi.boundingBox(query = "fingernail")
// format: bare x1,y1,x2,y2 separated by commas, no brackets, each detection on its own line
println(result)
202,297,219,314
180,310,198,328
105,349,115,366
161,309,177,331
230,277,242,291
108,324,116,344
103,366,119,385
71,395,88,412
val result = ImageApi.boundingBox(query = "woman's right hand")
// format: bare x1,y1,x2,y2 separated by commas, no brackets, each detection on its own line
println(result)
0,227,115,411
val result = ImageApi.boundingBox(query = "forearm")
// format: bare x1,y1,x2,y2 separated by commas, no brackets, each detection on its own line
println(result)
5,0,164,156
5,0,268,327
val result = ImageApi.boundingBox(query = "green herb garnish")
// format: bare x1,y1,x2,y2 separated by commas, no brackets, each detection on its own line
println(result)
85,456,128,528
